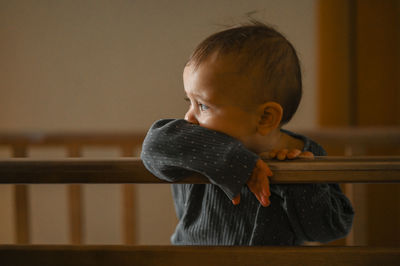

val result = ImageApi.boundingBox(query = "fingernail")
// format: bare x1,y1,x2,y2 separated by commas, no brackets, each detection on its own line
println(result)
262,198,268,207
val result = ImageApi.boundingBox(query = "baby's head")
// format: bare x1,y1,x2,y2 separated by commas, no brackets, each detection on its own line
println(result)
183,21,302,149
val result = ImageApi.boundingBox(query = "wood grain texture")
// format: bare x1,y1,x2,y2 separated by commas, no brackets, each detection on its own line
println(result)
121,145,136,245
0,245,399,266
67,145,83,245
11,145,30,244
0,156,399,184
0,132,145,146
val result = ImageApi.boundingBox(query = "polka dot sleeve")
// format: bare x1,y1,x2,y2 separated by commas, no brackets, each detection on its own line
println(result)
140,119,259,199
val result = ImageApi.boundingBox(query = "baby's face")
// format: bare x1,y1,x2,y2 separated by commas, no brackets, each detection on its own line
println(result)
183,54,260,147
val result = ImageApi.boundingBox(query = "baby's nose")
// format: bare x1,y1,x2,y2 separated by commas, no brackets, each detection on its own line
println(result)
184,110,199,125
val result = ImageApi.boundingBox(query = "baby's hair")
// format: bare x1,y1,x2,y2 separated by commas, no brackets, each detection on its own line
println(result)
187,20,302,125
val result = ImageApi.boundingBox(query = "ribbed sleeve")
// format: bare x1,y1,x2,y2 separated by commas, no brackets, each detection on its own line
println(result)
141,119,258,199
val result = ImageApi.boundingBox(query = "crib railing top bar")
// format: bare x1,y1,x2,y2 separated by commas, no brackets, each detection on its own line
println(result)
0,127,399,145
0,156,399,184
0,132,145,146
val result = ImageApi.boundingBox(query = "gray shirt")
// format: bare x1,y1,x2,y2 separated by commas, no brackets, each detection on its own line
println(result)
141,119,354,245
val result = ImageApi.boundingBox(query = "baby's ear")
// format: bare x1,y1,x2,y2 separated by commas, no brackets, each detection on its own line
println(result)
257,102,283,135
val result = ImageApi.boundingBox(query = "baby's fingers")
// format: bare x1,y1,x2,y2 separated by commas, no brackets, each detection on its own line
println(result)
254,185,271,207
257,159,273,176
248,163,271,207
277,149,289,160
287,149,301,159
232,194,241,205
269,149,315,160
256,160,272,199
248,180,270,207
257,194,270,207
299,151,314,159
266,150,277,159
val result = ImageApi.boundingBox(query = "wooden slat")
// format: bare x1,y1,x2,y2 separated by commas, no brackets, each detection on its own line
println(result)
67,145,84,245
120,145,136,245
122,184,135,244
67,185,83,244
0,245,399,266
11,145,30,244
13,185,29,244
0,156,399,184
342,147,355,246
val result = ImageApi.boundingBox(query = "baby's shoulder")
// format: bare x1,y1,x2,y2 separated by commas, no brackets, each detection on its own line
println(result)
281,129,327,156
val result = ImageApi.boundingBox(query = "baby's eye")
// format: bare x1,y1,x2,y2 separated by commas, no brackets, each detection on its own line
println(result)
199,103,209,111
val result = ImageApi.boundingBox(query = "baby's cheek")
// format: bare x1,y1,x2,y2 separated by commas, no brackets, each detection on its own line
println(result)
199,117,224,131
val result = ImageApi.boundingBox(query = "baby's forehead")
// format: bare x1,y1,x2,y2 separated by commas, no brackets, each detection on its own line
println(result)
184,63,262,109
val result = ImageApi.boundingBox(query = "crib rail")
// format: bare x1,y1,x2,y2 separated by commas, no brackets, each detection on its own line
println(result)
2,127,398,146
1,245,399,266
0,156,399,184
0,132,145,245
1,128,399,248
1,155,400,265
0,132,145,146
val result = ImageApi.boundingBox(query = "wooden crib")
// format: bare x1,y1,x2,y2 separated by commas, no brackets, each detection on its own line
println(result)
0,128,399,265
0,132,145,245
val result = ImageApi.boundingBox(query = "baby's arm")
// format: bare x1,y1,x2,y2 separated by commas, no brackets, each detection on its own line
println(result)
141,119,259,200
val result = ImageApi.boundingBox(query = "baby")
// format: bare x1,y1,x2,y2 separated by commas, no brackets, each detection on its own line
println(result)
141,21,354,245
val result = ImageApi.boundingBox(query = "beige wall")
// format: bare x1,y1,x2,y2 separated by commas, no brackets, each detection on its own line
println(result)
0,0,317,244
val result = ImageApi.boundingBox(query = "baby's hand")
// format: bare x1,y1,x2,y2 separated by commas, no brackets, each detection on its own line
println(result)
232,159,272,207
260,149,314,160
